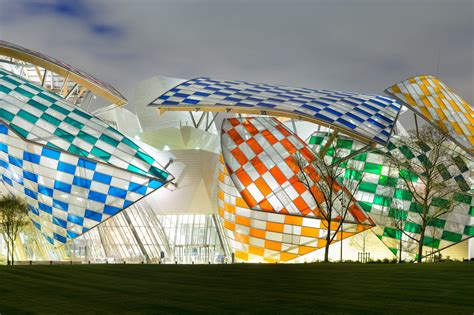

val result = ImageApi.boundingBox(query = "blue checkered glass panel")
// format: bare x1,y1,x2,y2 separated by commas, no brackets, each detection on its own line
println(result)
150,77,402,145
0,122,165,245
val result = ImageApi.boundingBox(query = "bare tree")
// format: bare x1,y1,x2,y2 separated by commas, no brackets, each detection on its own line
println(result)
292,138,365,262
384,126,466,263
388,207,406,263
0,194,29,265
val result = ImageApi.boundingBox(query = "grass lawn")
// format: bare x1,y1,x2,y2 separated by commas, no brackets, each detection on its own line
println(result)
0,262,472,314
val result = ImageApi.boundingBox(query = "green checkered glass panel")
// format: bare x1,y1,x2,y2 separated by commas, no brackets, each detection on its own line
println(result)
309,132,473,259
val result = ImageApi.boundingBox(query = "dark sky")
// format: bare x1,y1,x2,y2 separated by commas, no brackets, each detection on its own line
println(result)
1,0,472,104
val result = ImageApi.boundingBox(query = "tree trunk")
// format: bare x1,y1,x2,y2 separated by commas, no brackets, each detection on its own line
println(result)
5,237,10,266
417,227,426,263
6,241,10,266
11,240,14,266
324,242,330,262
340,224,343,262
324,226,331,262
399,234,403,263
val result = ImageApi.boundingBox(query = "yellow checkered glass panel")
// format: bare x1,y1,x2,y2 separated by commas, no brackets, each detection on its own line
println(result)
386,75,473,154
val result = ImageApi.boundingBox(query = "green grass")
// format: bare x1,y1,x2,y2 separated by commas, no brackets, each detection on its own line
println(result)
0,263,473,314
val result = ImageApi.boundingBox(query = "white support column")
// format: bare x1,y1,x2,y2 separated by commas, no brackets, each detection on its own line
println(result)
395,120,409,136
469,238,474,260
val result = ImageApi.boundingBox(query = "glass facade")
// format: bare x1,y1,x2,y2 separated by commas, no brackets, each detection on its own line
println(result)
0,40,472,264
66,211,226,264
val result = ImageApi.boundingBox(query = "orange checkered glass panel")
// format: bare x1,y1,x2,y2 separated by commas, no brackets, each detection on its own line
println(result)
218,155,324,262
221,117,373,226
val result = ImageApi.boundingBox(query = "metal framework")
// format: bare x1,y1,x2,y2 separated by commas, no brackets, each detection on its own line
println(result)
0,40,127,106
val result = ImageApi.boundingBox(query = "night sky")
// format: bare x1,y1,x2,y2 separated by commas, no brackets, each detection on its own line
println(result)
1,0,472,106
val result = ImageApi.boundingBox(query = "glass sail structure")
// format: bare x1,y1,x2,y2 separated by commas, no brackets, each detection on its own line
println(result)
0,69,171,245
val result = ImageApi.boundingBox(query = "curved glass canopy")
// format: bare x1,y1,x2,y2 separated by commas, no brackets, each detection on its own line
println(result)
149,77,402,145
0,40,127,106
